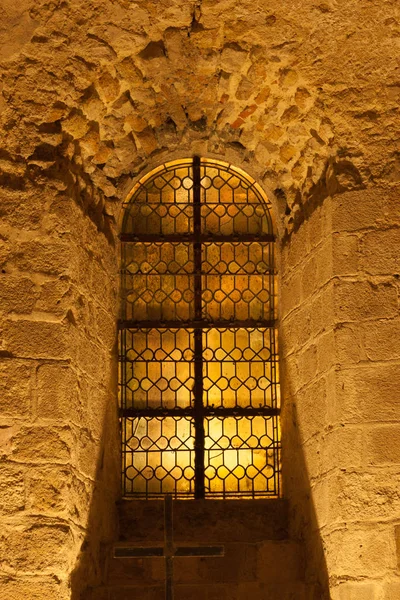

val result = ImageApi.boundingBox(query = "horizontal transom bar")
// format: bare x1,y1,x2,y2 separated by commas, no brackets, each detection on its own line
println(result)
120,234,276,243
118,319,276,330
120,406,280,418
115,547,164,557
114,545,225,558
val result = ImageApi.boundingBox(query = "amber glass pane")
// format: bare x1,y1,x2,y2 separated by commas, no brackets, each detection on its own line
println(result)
203,328,277,410
122,242,195,322
123,417,195,497
121,328,194,411
120,158,280,498
204,416,279,497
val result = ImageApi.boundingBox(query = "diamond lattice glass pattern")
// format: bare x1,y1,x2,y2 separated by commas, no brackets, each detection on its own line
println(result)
120,158,280,498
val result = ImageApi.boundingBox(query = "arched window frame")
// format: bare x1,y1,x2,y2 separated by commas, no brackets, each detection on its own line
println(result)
119,157,280,499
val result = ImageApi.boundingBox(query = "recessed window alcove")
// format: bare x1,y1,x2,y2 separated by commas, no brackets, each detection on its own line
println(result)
119,157,281,499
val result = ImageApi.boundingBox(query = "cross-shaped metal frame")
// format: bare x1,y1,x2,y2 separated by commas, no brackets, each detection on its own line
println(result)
114,495,225,600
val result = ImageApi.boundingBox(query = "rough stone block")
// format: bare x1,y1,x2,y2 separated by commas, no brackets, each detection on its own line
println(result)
332,190,385,232
36,363,80,421
309,284,335,338
396,525,400,568
0,465,25,514
384,191,400,225
1,523,73,571
365,424,400,465
327,470,400,522
382,580,400,600
307,203,325,250
25,465,73,515
35,278,72,316
257,540,304,582
332,233,359,276
221,46,247,72
95,306,117,350
335,364,400,423
0,578,70,600
76,428,101,478
302,435,324,483
281,353,300,393
321,426,364,473
300,240,334,301
0,189,43,230
91,265,118,316
280,303,313,356
12,240,73,276
309,476,329,527
86,382,114,442
296,376,328,442
325,526,396,577
280,243,291,278
317,329,335,373
4,320,71,360
334,324,364,365
333,280,398,323
0,275,37,313
301,252,319,300
332,580,379,600
280,268,302,316
296,343,318,389
0,359,32,416
69,471,93,523
77,335,108,381
0,425,21,459
198,543,257,584
11,426,71,463
363,318,400,361
360,228,400,275
286,225,310,272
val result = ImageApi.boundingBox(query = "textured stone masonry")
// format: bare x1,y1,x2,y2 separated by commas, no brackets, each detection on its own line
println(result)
0,0,400,598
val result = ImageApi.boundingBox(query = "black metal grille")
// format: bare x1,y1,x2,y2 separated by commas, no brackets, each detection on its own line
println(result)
119,157,280,498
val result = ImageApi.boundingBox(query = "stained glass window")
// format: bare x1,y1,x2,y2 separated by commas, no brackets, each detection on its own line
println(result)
119,157,280,498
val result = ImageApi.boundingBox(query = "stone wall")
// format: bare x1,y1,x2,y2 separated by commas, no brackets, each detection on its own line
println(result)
280,186,400,599
0,181,120,598
1,0,400,597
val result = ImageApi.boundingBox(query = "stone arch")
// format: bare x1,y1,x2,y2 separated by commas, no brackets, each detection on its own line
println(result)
0,0,351,250
115,150,282,236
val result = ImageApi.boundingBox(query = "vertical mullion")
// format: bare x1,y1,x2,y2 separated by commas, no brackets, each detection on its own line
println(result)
193,156,205,499
164,494,174,600
120,248,127,495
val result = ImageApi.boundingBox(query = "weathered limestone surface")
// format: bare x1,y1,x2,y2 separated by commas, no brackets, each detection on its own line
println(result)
3,0,398,236
0,0,399,598
0,190,120,597
280,188,400,599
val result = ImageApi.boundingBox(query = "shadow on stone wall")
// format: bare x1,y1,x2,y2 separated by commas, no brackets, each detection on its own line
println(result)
69,384,120,599
282,396,331,599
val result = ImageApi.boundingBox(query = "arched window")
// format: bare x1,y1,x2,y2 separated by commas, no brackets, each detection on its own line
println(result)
119,157,280,498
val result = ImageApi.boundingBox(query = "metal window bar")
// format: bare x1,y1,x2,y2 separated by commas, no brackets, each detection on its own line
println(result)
119,157,280,499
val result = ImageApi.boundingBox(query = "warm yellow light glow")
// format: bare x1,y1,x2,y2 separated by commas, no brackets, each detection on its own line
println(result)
121,158,280,498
